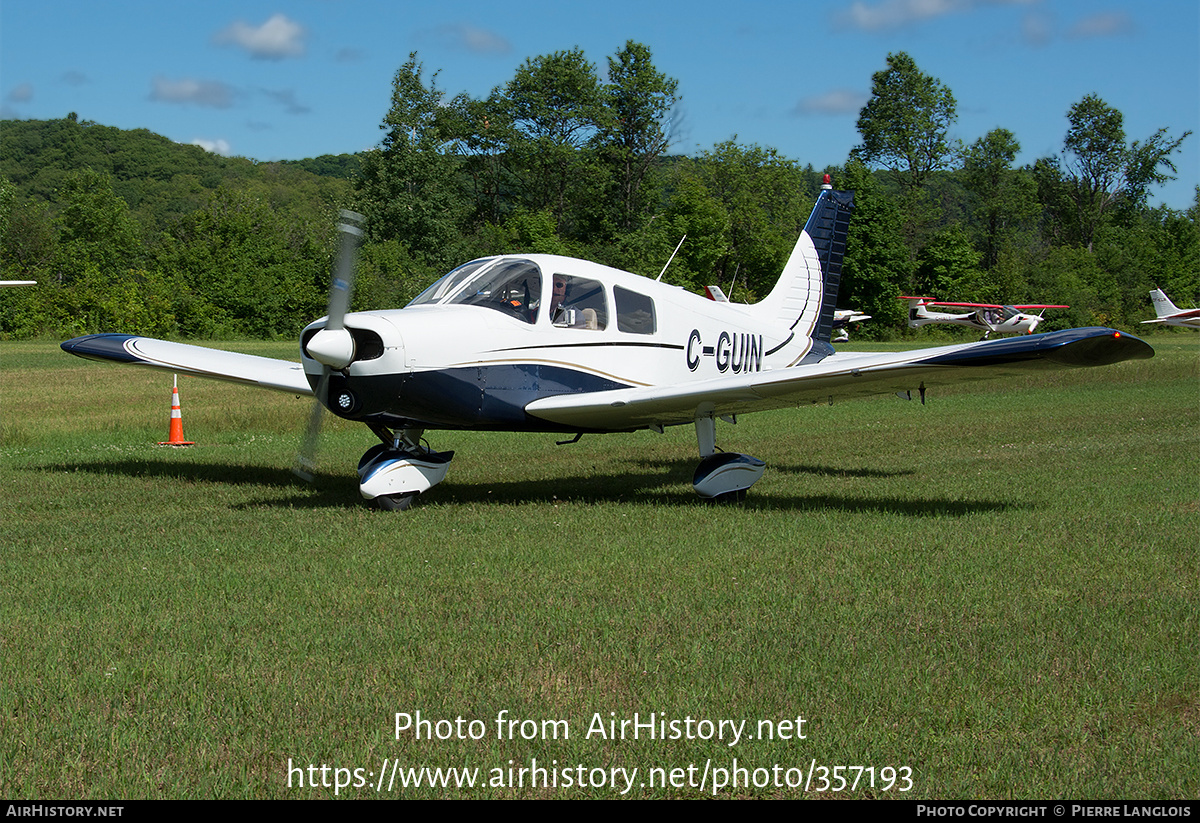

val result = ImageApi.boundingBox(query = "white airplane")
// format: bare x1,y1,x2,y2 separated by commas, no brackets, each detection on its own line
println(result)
61,181,1154,509
1142,289,1200,329
902,297,1069,338
832,309,871,343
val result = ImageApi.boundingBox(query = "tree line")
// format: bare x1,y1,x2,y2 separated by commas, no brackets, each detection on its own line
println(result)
1,47,1195,340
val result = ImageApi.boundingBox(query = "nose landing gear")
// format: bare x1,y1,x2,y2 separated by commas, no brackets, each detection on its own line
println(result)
358,427,454,511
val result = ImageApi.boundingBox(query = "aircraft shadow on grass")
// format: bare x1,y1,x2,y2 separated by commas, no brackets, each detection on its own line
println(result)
39,455,1024,517
36,458,359,510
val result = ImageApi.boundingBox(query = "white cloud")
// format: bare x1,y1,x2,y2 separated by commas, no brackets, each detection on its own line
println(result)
150,77,235,108
793,88,869,116
835,0,1037,32
836,0,967,31
426,23,511,55
1068,12,1135,39
335,47,365,63
6,83,34,103
1021,11,1054,47
262,88,310,115
214,13,307,60
190,138,233,156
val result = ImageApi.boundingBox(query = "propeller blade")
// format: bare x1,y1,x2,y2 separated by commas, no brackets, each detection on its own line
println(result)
293,368,329,482
325,210,364,331
292,210,364,483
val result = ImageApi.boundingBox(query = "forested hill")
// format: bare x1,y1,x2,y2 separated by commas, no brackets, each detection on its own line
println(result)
1,116,359,231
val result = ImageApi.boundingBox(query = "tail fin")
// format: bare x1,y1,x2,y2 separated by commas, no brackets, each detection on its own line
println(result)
905,297,932,328
1150,288,1181,319
757,182,854,353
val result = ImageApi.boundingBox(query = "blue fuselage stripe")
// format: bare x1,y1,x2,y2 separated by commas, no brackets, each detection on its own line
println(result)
319,363,634,431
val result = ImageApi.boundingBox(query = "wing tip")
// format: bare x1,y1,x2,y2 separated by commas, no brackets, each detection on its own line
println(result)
61,333,140,363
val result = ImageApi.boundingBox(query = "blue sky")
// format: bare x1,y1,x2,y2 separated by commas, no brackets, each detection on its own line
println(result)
2,0,1197,209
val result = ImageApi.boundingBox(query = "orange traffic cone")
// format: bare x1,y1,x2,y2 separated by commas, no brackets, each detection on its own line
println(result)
158,375,195,446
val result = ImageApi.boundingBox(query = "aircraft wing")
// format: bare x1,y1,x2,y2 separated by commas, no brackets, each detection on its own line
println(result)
524,327,1152,430
61,334,312,395
1143,309,1200,323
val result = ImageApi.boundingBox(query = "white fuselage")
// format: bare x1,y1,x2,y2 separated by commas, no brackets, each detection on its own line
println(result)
910,307,1042,335
300,254,819,431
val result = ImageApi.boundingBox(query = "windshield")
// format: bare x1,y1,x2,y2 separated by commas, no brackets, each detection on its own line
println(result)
407,258,496,307
406,258,542,324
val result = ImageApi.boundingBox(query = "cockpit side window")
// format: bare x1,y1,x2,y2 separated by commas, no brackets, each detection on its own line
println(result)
550,275,607,330
615,287,656,334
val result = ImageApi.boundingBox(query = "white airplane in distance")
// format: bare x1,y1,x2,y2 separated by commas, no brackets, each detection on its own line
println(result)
902,297,1069,338
61,179,1154,509
832,309,871,343
705,284,868,342
1142,289,1200,329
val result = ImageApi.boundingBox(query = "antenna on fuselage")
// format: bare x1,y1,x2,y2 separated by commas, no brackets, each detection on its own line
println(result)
726,263,741,302
657,234,686,282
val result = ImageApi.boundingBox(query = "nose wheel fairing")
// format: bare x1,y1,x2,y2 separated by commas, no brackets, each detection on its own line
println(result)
357,439,455,507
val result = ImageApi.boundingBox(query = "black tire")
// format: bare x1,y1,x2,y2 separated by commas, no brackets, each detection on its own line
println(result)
375,492,417,511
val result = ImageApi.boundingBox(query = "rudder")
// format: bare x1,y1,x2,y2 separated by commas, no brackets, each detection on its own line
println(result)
756,182,855,357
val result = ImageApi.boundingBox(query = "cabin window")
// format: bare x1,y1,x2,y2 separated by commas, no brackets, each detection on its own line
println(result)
615,287,656,334
550,275,607,330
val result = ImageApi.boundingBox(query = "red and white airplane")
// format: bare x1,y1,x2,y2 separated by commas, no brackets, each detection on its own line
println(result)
60,180,1153,509
1142,289,1199,329
902,297,1069,338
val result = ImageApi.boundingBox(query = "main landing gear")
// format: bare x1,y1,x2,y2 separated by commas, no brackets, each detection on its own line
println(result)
690,413,765,503
358,427,454,511
359,418,763,509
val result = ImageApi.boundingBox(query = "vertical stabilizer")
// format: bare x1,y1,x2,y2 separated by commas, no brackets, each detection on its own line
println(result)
757,184,854,358
1150,288,1182,318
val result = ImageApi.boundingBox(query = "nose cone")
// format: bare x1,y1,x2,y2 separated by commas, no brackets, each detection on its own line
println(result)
305,327,356,369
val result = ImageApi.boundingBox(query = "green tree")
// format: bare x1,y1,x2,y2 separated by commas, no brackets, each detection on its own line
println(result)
157,186,325,337
647,172,730,294
356,53,467,270
685,141,812,300
852,52,957,196
599,41,680,233
960,129,1039,272
913,224,986,301
0,178,56,280
1039,94,1191,251
54,168,142,282
499,48,610,236
838,160,909,332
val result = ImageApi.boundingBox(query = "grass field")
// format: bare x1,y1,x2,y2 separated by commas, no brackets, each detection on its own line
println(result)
1,333,1196,799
